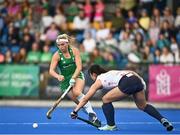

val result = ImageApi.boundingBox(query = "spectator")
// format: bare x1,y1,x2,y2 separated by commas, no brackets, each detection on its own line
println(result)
45,22,59,41
134,32,144,51
7,23,19,46
94,0,105,22
148,19,160,43
4,50,12,63
96,21,110,42
41,0,50,11
7,0,20,17
132,22,144,37
156,34,170,50
73,10,90,43
0,1,9,17
175,7,180,28
83,31,96,53
14,12,27,30
153,48,161,64
14,48,27,63
26,42,41,63
40,45,52,63
32,0,44,27
104,31,118,47
142,45,154,63
160,20,173,40
21,0,31,17
42,40,52,50
128,44,142,63
50,0,62,10
119,22,133,41
160,46,174,64
139,9,150,30
73,10,90,30
119,31,134,55
111,8,125,33
170,37,179,63
34,31,42,44
20,33,33,51
22,26,31,35
65,0,79,22
81,0,93,21
53,5,66,30
151,8,162,27
27,15,36,35
41,8,53,32
102,50,117,68
162,7,174,27
90,47,104,65
146,39,156,54
127,10,137,24
83,24,97,40
19,48,27,63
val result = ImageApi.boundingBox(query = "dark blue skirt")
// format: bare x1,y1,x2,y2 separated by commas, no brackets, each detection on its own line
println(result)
118,75,144,95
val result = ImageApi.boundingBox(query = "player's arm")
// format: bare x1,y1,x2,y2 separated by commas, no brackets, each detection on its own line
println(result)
49,51,64,81
73,79,102,113
71,47,82,79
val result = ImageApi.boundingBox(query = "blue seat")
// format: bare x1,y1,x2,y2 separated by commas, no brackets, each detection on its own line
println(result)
0,46,8,54
50,46,58,53
11,46,20,53
76,32,84,43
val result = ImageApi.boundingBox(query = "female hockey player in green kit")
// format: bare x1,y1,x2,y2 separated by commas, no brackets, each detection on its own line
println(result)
49,34,101,126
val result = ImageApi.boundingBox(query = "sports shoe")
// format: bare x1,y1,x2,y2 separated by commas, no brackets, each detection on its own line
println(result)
161,118,174,131
88,113,101,127
98,124,118,131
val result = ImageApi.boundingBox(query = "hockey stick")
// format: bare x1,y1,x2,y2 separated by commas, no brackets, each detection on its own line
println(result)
77,116,100,128
46,85,72,119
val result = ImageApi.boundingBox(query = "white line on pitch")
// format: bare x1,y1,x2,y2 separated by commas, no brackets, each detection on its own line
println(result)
0,122,180,125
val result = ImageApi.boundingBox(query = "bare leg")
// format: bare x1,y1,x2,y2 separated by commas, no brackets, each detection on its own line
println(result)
133,90,147,110
133,90,173,131
102,87,128,103
72,78,96,115
67,90,79,104
72,78,85,98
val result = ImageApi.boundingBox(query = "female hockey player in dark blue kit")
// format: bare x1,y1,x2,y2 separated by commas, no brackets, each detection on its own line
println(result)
71,64,174,131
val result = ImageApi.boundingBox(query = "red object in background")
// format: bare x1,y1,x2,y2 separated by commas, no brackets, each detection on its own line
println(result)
0,54,5,63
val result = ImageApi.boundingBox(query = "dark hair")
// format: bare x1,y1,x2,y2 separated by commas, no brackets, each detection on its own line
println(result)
88,64,107,76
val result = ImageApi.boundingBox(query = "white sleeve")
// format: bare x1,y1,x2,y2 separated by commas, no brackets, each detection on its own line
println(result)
97,74,106,87
97,75,103,82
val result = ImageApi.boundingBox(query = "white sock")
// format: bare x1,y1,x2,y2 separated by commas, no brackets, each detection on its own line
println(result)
77,93,96,115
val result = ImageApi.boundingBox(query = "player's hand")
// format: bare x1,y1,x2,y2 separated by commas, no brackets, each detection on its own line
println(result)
70,111,78,119
69,78,76,86
57,75,64,82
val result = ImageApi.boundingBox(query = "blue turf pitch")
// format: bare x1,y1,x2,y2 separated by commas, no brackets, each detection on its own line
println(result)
0,106,180,134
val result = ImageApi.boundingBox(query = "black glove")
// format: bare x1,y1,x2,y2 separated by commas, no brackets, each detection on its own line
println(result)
70,111,78,119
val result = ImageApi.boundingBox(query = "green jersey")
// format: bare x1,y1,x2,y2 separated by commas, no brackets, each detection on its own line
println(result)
58,47,84,92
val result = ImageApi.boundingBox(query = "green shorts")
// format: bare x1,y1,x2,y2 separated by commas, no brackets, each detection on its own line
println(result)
59,72,84,92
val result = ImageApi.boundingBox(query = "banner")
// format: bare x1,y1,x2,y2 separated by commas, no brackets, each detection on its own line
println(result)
0,65,39,97
149,65,180,102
